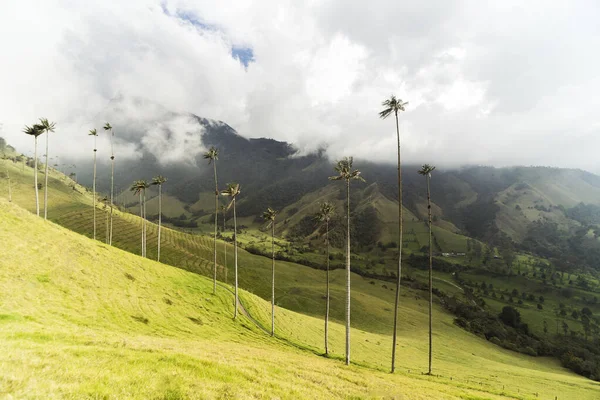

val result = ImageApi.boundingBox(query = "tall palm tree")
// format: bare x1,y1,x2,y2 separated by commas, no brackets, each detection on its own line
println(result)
221,204,228,284
379,95,408,373
103,122,115,245
22,124,44,216
204,146,219,294
140,180,150,257
316,201,335,355
221,183,241,319
418,164,436,375
89,128,99,240
130,180,145,256
39,118,56,220
263,207,277,337
152,175,167,262
329,157,365,366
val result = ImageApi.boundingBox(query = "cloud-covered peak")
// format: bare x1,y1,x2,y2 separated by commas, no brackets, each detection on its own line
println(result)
0,0,599,172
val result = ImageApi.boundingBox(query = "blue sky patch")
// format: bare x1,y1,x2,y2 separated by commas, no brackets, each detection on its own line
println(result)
162,3,254,68
232,46,254,68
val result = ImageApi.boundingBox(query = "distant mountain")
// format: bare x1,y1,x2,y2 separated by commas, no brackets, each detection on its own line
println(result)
65,98,600,270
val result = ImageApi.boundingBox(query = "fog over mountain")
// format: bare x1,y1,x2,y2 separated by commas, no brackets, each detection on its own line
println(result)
1,1,600,172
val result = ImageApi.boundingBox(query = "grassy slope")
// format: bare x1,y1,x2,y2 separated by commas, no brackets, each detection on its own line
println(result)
2,199,599,399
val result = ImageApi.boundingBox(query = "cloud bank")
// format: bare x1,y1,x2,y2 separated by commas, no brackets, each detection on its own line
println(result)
1,0,599,172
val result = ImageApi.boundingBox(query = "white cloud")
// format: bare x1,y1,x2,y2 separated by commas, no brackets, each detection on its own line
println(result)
0,0,599,173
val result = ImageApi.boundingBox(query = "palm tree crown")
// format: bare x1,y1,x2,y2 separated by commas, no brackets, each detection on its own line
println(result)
89,128,98,137
221,183,240,206
379,95,409,119
329,157,365,183
152,175,167,186
418,164,436,177
39,118,56,133
316,202,335,223
203,146,219,164
262,207,277,226
103,122,112,132
22,125,44,138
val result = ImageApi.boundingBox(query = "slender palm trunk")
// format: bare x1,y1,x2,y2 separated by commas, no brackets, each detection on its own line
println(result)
391,110,403,373
143,189,147,257
7,169,12,202
109,134,115,246
34,136,39,216
271,221,276,337
233,198,238,319
213,161,218,294
92,138,97,240
325,220,330,355
345,179,351,366
105,206,109,242
427,174,433,375
157,184,162,262
223,211,227,284
44,131,49,220
139,192,143,255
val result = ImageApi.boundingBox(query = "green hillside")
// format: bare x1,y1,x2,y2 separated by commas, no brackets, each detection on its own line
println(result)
2,198,600,399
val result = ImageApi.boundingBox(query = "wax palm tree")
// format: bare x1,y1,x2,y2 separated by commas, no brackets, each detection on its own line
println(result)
89,128,99,240
130,180,145,256
221,204,228,284
379,94,408,373
140,180,150,257
221,183,241,319
152,175,167,262
329,157,365,366
103,122,115,245
418,164,436,375
204,146,219,294
316,201,335,355
263,207,277,337
22,124,44,216
39,118,56,220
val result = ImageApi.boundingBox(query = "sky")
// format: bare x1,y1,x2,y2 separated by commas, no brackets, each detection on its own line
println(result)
1,0,599,172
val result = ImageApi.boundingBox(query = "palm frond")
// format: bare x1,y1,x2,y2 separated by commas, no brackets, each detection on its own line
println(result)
152,175,167,185
103,122,112,131
203,146,219,163
418,164,436,176
379,95,408,118
262,207,277,222
39,118,56,132
22,125,44,137
88,128,98,136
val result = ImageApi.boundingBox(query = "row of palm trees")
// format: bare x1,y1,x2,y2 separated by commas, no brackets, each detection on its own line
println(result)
129,176,167,260
20,95,437,374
